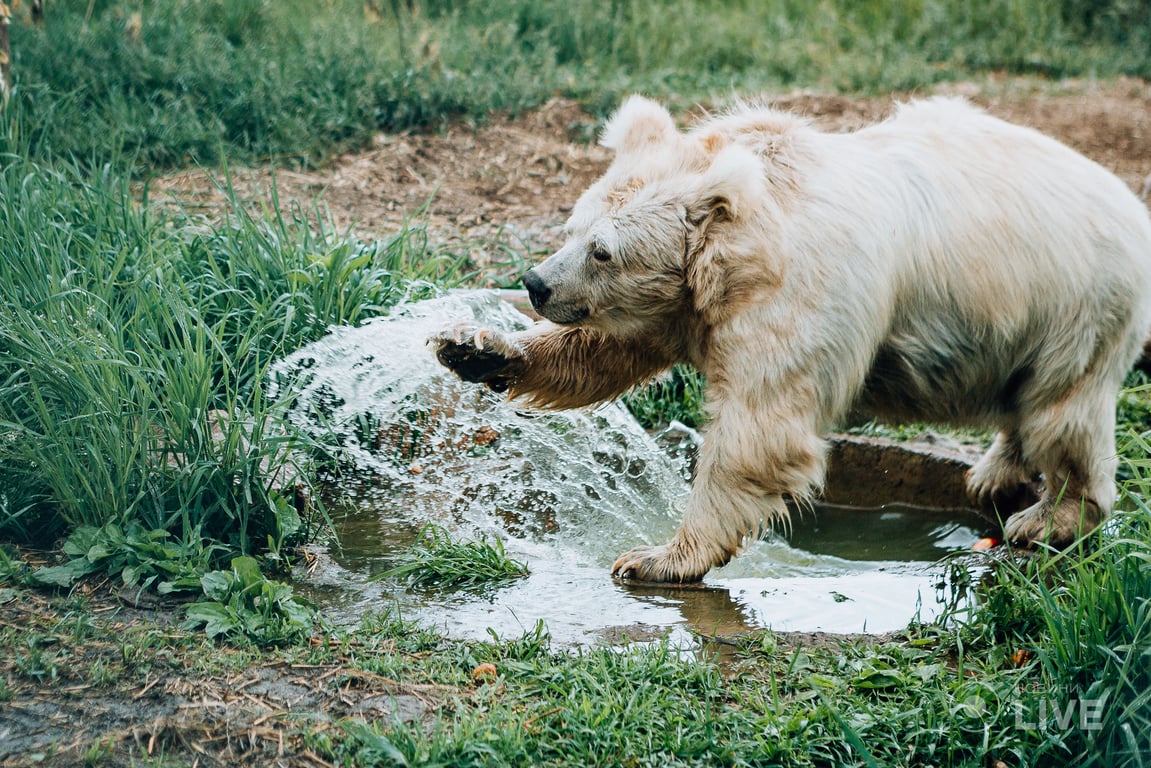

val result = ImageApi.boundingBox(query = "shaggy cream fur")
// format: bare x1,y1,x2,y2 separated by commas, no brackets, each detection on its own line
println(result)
432,95,1151,583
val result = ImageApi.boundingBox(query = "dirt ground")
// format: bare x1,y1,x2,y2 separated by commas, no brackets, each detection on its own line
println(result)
0,582,437,767
0,576,902,768
150,77,1151,259
5,80,1151,767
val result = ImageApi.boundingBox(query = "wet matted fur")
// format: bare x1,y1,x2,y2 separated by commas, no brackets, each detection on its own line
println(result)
433,95,1151,583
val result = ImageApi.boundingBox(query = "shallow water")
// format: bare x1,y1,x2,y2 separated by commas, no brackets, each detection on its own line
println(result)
276,291,990,645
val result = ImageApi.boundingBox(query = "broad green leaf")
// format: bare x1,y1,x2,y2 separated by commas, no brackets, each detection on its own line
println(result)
32,558,98,587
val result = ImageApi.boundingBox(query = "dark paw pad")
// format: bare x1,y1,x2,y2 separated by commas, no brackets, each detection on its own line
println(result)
436,340,518,386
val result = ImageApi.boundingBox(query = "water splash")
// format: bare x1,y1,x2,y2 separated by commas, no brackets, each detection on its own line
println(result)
272,290,688,560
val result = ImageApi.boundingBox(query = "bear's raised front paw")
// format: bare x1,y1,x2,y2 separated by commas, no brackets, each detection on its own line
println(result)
428,324,524,391
611,544,709,584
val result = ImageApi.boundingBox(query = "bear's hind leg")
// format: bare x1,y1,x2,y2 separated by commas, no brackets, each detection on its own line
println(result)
966,429,1038,513
967,429,1033,500
1003,387,1116,548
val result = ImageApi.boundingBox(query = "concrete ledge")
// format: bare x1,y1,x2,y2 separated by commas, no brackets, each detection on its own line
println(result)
824,433,1038,517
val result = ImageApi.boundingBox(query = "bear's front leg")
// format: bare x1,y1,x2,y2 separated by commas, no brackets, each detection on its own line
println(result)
431,321,675,410
613,396,826,583
610,461,787,583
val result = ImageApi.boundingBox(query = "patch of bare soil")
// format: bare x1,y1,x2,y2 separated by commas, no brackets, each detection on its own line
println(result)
0,584,441,767
149,78,1151,259
152,98,609,260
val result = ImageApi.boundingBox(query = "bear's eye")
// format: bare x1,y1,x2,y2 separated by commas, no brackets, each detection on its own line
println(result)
590,245,612,263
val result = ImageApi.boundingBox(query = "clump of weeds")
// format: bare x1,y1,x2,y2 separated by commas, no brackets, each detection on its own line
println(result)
183,555,316,646
378,523,530,590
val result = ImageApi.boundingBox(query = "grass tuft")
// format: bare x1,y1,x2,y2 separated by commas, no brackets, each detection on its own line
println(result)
379,524,530,590
0,141,460,554
623,364,707,431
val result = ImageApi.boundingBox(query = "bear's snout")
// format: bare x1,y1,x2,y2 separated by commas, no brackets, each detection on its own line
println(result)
523,269,552,313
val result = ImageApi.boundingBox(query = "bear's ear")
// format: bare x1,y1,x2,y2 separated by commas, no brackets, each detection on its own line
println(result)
685,145,763,320
601,96,677,154
687,144,761,224
684,196,730,320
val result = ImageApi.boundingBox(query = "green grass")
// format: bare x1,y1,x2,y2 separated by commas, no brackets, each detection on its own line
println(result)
378,524,531,590
0,123,464,551
624,364,708,431
5,0,1151,171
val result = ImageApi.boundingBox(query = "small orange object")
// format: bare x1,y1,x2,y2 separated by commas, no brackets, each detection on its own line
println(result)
471,662,498,683
972,537,1001,551
1011,649,1034,667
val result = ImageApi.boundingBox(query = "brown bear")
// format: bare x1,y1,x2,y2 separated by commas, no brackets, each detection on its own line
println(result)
432,95,1151,583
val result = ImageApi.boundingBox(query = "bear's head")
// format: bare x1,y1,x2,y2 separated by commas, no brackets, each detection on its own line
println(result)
521,96,771,336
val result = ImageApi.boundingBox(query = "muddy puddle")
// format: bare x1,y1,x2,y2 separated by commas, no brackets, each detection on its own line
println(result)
274,292,992,646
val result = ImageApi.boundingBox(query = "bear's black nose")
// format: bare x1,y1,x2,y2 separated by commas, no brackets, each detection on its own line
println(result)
522,269,551,311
